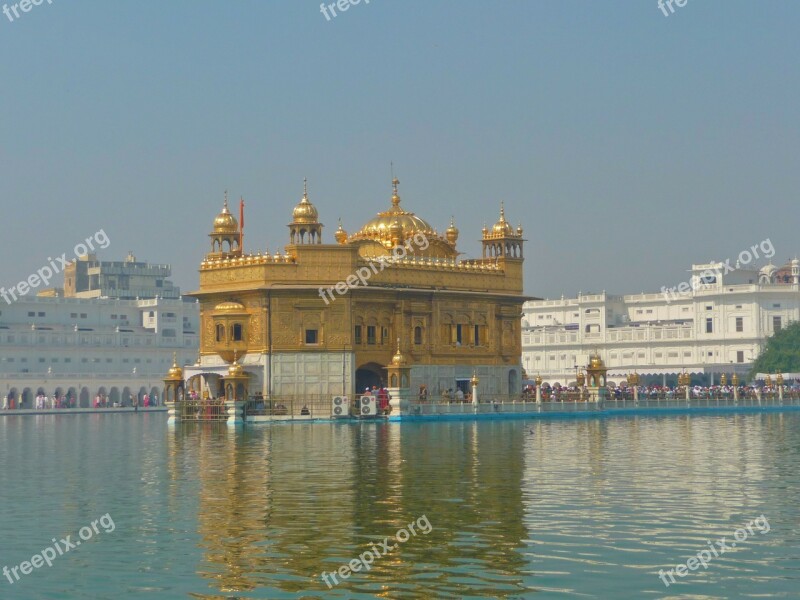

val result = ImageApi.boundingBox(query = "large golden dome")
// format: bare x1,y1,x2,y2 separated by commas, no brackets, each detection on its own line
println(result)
351,178,438,243
291,179,319,224
213,195,239,234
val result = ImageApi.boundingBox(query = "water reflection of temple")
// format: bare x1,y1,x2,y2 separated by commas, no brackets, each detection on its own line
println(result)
168,422,532,597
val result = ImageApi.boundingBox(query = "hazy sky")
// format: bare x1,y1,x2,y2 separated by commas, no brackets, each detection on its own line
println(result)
1,1,798,299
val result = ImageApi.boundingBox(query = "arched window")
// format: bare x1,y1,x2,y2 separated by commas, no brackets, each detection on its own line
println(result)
414,326,422,345
232,323,243,341
216,324,225,342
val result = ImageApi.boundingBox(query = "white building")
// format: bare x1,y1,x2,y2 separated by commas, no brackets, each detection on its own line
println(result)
0,295,199,407
64,251,180,299
522,260,800,385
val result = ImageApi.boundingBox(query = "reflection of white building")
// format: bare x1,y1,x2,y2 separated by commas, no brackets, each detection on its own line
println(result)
0,295,198,407
522,260,800,385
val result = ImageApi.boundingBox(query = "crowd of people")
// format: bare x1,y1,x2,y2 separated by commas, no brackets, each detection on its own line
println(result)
1,392,159,410
365,386,392,412
521,381,800,402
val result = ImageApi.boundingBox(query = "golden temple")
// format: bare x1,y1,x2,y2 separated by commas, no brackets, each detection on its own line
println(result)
182,178,528,403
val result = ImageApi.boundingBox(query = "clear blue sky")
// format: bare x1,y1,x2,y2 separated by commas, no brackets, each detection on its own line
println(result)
1,0,798,298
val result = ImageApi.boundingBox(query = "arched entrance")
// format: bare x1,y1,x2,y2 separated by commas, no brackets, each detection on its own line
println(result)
356,362,385,393
79,387,90,408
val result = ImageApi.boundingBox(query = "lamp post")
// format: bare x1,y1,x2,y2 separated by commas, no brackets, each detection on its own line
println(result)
732,372,739,403
777,372,784,402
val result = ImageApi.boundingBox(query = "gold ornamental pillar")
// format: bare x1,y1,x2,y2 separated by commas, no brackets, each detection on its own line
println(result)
385,339,411,416
470,372,480,406
732,372,739,403
627,372,640,404
222,358,249,426
535,374,543,404
163,353,184,425
777,373,784,402
585,351,608,404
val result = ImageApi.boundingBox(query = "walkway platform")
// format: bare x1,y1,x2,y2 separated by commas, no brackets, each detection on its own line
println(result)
0,407,168,417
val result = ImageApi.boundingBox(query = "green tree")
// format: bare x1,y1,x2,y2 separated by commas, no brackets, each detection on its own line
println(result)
750,321,800,377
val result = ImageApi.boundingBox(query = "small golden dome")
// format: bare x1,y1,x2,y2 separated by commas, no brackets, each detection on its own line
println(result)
228,360,244,377
391,338,408,366
516,224,523,236
470,371,480,386
291,179,319,224
535,374,543,386
588,352,605,369
765,374,773,387
491,203,514,236
214,301,246,313
446,217,459,244
166,353,183,379
576,371,585,386
335,219,348,244
213,194,239,234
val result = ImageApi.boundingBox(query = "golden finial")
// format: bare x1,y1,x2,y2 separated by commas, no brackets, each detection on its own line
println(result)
391,176,401,207
303,177,308,199
335,218,348,244
499,201,506,221
446,216,459,244
172,351,177,366
223,190,229,210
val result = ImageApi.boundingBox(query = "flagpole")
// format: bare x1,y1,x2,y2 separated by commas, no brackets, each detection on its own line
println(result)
239,197,244,250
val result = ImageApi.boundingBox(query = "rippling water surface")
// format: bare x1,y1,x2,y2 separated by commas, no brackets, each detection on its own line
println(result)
1,413,799,599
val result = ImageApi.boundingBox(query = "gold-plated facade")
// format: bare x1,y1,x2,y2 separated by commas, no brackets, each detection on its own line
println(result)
189,179,529,397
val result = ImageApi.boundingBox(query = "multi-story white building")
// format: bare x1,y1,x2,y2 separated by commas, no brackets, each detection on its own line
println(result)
64,251,180,299
522,260,800,385
0,295,199,407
